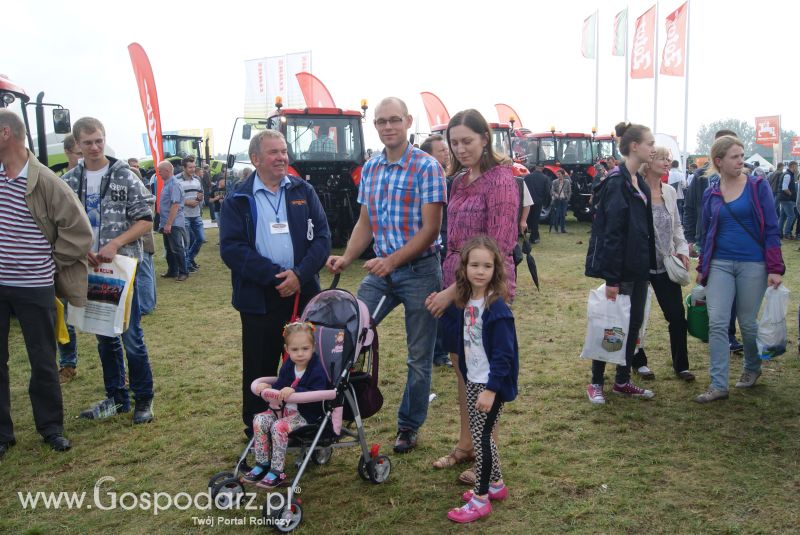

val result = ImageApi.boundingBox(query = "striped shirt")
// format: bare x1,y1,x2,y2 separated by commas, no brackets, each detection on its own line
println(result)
357,143,446,257
0,163,55,287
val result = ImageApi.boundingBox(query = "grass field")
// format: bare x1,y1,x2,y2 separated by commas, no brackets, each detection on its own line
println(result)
2,217,799,535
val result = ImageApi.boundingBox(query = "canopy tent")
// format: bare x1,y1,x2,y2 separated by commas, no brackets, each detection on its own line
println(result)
745,153,774,172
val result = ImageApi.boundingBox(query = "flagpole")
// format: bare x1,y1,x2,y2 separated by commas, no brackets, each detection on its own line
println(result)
653,2,660,132
624,6,629,122
682,0,691,165
595,9,600,130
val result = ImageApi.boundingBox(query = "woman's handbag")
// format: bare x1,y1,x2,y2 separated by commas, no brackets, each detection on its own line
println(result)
664,254,690,286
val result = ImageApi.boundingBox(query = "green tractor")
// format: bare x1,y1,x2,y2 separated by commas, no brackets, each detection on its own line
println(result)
139,134,224,180
0,74,72,172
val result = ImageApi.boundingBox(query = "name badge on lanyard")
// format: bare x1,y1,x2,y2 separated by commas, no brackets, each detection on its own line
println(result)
270,222,289,234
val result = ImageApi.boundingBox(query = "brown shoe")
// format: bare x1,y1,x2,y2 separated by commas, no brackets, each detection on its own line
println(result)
59,366,76,384
175,274,188,282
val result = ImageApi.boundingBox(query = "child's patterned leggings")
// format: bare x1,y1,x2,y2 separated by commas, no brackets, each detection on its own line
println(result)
252,409,307,471
465,381,504,496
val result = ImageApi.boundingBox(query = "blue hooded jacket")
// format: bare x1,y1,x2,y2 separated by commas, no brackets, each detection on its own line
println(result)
273,352,331,423
439,299,519,402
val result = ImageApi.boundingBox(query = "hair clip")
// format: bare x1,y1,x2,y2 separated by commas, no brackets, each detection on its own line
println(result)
282,320,316,338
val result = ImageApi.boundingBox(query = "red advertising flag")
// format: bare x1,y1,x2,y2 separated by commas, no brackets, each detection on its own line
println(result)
631,5,657,79
128,43,164,208
755,116,780,145
661,2,688,76
495,104,523,128
420,92,451,131
791,136,800,156
295,72,336,108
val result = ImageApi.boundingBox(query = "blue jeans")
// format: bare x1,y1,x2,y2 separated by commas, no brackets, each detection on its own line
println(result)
778,201,795,236
357,254,442,432
96,282,154,407
58,299,78,368
553,199,568,232
137,252,156,315
185,216,205,266
705,260,766,391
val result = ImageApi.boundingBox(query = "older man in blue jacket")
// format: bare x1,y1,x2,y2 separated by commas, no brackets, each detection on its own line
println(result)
220,130,330,436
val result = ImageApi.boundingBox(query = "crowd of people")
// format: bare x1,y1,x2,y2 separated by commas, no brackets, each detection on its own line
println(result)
0,93,792,525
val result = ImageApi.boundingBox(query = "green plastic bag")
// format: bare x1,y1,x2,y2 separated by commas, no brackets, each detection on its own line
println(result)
686,294,709,343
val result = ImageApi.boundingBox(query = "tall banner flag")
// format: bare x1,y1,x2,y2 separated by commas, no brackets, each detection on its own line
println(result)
128,43,164,208
582,12,597,59
420,92,451,129
661,2,688,76
631,5,656,78
755,116,780,145
612,8,628,56
295,72,336,108
791,136,800,156
495,104,523,128
244,51,311,117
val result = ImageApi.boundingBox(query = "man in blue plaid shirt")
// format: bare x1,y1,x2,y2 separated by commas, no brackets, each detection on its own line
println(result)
328,97,446,453
309,123,337,154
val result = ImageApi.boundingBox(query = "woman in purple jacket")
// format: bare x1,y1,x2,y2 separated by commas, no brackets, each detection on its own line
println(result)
695,136,784,403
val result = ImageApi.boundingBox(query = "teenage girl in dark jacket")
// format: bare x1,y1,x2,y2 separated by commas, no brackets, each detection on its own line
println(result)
584,122,657,404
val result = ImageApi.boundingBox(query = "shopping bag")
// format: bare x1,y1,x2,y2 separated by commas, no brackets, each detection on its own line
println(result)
636,287,653,350
67,255,138,337
685,294,709,342
756,285,790,360
580,284,631,365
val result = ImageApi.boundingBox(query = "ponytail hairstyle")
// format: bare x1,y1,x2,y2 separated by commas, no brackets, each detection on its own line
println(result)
614,122,651,157
454,235,509,308
282,321,316,346
446,109,510,176
709,135,745,177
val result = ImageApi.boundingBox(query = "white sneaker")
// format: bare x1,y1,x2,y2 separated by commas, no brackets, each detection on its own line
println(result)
635,366,655,380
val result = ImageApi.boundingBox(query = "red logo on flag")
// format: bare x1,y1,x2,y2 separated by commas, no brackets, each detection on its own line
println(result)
791,136,800,156
755,116,780,145
631,5,656,79
661,2,688,76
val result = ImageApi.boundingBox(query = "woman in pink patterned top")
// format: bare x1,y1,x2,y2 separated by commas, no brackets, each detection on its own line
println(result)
426,109,519,485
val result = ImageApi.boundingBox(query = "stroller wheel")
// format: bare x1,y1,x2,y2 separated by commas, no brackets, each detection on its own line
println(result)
211,477,245,509
312,447,333,465
272,499,303,533
208,471,234,496
357,455,370,481
368,454,392,484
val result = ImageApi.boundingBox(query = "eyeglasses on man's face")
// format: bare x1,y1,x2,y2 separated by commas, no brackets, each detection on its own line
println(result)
374,116,405,128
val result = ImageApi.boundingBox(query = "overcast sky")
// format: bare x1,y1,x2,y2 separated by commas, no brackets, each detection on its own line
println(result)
5,0,796,159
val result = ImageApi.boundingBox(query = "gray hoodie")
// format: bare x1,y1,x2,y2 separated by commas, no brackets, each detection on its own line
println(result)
62,157,153,260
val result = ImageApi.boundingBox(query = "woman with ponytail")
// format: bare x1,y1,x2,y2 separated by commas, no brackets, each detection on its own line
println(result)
584,122,657,404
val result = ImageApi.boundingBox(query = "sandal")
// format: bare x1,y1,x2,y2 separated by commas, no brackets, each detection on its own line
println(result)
433,447,475,469
458,466,476,486
240,462,270,484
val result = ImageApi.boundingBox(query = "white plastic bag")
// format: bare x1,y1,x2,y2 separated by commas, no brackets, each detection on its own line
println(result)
756,285,790,359
580,284,631,365
68,255,138,337
636,287,654,350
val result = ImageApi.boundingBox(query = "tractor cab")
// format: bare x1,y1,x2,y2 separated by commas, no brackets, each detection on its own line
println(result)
0,74,71,171
525,130,596,222
226,102,367,246
593,133,621,162
139,134,222,180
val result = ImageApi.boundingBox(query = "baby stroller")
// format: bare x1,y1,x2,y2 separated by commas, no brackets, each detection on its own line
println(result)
209,278,391,532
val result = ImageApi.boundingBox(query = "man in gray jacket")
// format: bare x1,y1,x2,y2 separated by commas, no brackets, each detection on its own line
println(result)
62,117,156,424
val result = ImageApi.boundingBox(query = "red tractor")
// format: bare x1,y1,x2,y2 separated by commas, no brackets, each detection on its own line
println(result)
592,131,621,163
524,129,596,222
226,96,368,246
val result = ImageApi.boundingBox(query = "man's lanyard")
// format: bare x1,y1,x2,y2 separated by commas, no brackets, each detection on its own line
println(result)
262,186,284,223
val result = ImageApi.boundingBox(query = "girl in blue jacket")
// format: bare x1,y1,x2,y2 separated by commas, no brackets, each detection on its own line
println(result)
241,322,330,488
437,235,519,524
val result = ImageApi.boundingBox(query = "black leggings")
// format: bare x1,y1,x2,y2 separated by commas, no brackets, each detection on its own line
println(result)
592,280,649,385
466,381,503,496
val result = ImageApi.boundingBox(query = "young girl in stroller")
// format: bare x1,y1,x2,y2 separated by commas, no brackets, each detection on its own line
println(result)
241,322,331,488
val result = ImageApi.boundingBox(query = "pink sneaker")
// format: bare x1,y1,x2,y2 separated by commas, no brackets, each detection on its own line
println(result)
612,382,655,399
462,486,508,502
447,497,491,523
587,384,606,404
